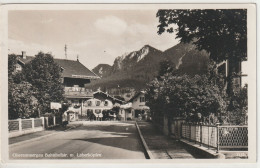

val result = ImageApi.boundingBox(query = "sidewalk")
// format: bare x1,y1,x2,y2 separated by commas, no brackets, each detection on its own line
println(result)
137,121,204,159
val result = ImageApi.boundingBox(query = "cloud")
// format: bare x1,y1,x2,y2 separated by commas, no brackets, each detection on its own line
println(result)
8,39,78,60
127,22,155,36
94,16,127,35
8,39,52,56
8,12,180,70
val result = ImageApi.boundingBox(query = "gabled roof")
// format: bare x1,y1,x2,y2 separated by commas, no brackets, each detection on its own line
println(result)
129,91,146,102
53,58,99,79
17,55,34,65
14,54,99,79
93,90,125,104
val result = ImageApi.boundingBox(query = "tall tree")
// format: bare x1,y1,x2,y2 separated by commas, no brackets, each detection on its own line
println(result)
157,9,247,93
8,54,39,119
22,52,64,113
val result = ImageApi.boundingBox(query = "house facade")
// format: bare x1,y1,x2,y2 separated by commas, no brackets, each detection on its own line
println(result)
119,91,150,121
81,90,125,120
119,103,134,121
129,91,150,118
217,59,247,92
53,58,100,115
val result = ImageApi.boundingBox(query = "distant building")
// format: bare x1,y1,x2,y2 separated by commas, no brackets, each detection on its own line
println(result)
119,102,134,121
119,91,150,121
82,90,125,119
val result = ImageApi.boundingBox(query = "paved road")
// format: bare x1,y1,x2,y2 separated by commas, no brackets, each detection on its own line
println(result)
9,122,146,159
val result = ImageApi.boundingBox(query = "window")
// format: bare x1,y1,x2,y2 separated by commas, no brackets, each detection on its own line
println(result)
140,97,145,102
104,101,108,106
96,101,101,106
87,101,92,106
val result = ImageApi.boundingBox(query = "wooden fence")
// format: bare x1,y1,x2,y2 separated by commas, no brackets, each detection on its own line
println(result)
8,118,45,138
8,116,59,137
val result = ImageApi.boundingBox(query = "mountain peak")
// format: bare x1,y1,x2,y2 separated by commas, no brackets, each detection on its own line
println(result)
142,44,157,50
92,64,112,78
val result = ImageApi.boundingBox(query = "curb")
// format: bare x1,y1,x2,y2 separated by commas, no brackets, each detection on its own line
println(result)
180,139,225,159
135,121,154,159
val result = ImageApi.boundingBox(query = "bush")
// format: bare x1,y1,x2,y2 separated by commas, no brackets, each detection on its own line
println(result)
8,81,39,119
146,72,227,124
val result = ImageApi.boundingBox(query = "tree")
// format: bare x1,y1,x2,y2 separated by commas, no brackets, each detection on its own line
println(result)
147,74,228,124
146,78,166,125
22,52,64,114
8,54,17,77
157,59,175,78
157,9,246,62
157,9,247,94
8,54,38,119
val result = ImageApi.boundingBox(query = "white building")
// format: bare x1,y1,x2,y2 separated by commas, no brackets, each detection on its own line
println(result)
119,91,150,121
78,90,125,120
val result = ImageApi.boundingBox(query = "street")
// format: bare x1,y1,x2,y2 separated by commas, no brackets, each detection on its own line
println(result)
9,122,146,159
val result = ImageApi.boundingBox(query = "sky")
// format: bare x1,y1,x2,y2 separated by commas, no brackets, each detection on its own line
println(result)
8,10,179,69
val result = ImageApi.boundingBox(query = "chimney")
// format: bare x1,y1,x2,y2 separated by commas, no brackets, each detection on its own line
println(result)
22,51,26,59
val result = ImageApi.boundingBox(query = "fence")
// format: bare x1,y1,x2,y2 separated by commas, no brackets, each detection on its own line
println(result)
8,118,45,138
181,123,248,152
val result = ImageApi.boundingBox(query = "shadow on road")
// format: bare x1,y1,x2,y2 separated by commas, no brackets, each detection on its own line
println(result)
65,122,145,153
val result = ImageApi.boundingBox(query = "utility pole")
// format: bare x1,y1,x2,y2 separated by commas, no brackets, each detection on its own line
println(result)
65,44,67,59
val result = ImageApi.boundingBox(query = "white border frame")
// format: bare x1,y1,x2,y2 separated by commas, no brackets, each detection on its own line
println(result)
0,1,258,168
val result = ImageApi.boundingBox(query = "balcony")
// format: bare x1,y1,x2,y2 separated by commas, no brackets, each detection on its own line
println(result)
64,87,93,99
